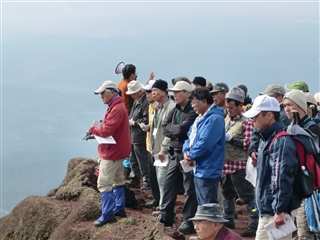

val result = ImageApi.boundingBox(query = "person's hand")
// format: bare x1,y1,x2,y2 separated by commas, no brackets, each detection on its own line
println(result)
138,122,149,132
88,120,101,134
184,154,194,166
129,119,135,126
250,152,257,166
158,152,166,162
149,72,155,80
95,167,100,177
274,213,286,227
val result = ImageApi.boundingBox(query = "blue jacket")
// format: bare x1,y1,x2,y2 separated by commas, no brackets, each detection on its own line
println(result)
256,122,301,215
183,105,225,179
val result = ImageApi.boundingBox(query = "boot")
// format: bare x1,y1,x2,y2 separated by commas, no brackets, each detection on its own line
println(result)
94,191,115,227
113,186,126,217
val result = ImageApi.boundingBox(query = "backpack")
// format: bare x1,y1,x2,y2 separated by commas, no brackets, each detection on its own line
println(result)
270,130,320,199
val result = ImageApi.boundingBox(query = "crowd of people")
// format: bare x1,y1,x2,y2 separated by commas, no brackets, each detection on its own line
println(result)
87,63,320,240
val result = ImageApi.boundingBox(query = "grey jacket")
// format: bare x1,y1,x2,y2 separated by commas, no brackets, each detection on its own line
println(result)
151,98,176,155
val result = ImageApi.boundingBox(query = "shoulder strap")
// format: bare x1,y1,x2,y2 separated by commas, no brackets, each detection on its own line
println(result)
268,131,288,151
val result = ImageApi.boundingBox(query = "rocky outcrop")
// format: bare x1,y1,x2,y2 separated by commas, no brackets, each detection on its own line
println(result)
0,158,163,240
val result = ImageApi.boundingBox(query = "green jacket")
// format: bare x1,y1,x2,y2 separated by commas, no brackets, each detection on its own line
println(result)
224,114,247,162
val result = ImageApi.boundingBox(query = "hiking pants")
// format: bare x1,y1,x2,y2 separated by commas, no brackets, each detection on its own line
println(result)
160,152,197,225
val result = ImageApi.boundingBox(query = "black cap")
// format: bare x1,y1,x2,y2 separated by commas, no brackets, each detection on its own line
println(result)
152,79,168,92
193,76,207,87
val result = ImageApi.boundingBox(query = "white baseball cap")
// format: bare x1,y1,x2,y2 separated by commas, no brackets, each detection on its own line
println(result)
243,94,280,118
94,80,118,94
168,81,194,92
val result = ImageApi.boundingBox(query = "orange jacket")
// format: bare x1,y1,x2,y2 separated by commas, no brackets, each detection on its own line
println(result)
118,79,133,112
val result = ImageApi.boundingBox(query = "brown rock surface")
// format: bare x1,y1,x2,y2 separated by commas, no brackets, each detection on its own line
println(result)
0,158,162,240
0,157,254,240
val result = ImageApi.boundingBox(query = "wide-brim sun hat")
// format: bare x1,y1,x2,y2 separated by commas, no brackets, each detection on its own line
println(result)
168,81,194,92
126,80,143,95
189,203,229,223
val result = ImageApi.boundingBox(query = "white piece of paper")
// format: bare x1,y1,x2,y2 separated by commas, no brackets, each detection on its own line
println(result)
245,157,257,187
265,214,296,240
180,160,194,173
152,128,158,138
153,154,169,167
94,135,116,144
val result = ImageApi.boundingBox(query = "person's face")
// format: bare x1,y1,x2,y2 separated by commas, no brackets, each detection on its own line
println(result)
100,89,114,104
146,91,154,103
283,98,305,120
130,91,141,101
226,100,242,118
212,91,226,107
129,72,137,81
274,95,284,104
173,90,190,105
193,221,220,240
253,112,273,130
191,98,208,115
151,88,164,102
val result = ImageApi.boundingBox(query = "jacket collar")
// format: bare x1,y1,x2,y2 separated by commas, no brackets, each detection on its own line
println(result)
107,95,122,109
176,100,192,112
135,94,146,105
259,122,283,141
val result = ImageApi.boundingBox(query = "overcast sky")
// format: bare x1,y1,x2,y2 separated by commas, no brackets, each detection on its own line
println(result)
3,1,319,95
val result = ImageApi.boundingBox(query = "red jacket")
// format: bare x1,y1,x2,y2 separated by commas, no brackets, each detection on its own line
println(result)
91,96,131,160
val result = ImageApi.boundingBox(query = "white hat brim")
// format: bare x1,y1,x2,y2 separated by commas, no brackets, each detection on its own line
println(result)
94,86,106,94
243,108,260,119
126,88,141,95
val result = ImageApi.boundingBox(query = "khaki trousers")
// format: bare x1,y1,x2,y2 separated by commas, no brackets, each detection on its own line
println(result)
97,159,126,192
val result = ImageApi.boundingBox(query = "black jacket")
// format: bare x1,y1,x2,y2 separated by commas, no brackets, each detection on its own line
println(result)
162,101,197,152
256,122,301,215
128,94,149,144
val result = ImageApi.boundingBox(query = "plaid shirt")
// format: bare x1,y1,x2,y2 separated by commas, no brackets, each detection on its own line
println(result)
243,119,254,151
223,118,254,175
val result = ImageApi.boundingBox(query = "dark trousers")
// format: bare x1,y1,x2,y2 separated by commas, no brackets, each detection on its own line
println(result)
148,153,160,204
130,143,150,183
194,176,219,205
221,169,258,229
160,152,197,226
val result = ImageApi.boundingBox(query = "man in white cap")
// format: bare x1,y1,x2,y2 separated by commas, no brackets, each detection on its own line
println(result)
88,80,131,227
159,79,198,234
126,80,151,190
243,95,301,240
